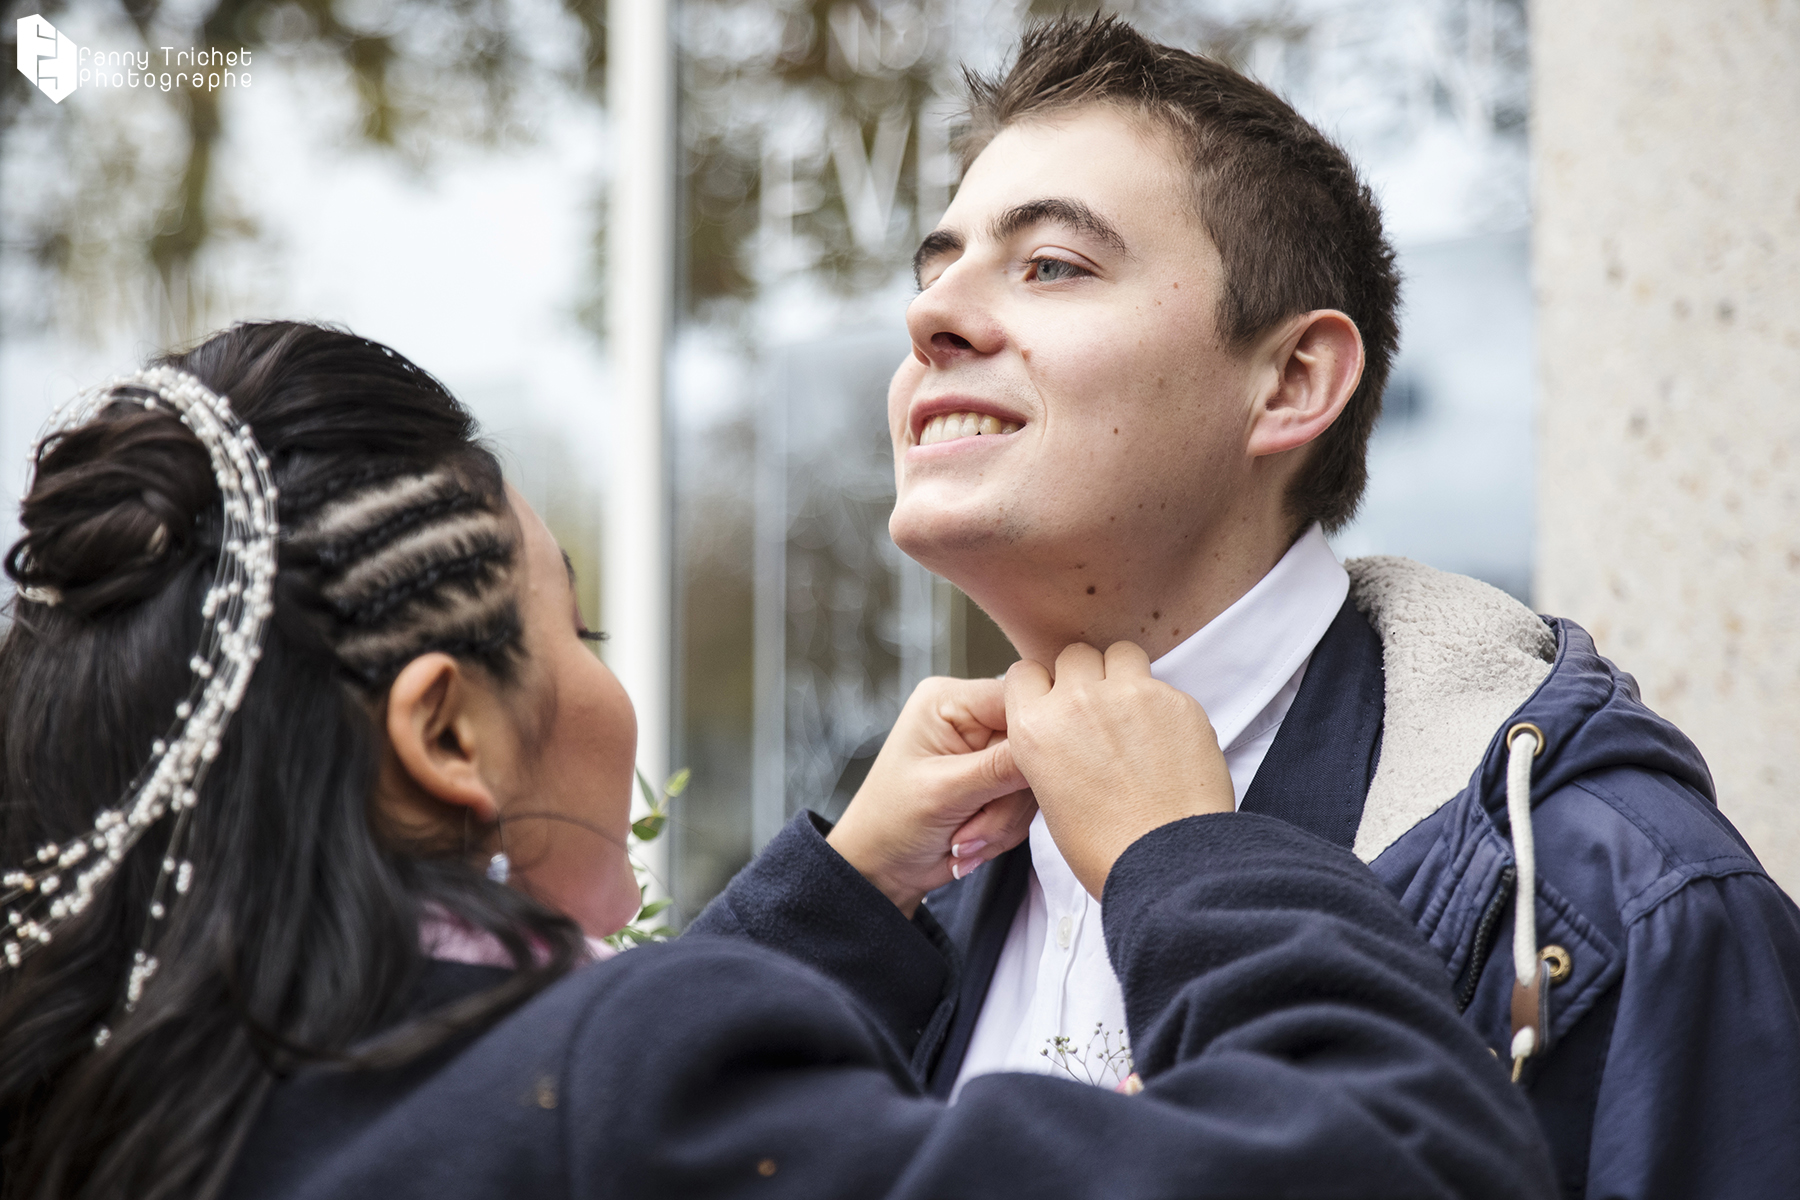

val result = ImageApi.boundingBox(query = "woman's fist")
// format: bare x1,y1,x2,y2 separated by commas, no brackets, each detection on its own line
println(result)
1004,642,1234,898
827,677,1034,916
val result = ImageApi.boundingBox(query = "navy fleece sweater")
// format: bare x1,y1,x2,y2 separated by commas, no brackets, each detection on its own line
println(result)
224,814,1554,1198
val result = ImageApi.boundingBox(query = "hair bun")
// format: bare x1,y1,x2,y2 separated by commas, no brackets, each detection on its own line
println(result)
7,399,217,617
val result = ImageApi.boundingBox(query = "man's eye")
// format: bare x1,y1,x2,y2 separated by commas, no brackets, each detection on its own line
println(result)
1029,257,1088,283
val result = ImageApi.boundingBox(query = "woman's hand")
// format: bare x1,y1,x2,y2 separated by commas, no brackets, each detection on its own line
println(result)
827,677,1034,917
1005,642,1234,899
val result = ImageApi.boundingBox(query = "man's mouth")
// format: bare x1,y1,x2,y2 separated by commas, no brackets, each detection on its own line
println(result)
917,411,1023,447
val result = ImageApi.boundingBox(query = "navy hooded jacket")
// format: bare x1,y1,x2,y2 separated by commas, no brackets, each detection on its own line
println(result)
223,815,1556,1198
699,557,1800,1200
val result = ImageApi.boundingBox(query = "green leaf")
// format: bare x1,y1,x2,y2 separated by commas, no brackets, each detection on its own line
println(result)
631,813,666,842
662,767,691,798
635,768,657,812
637,898,672,920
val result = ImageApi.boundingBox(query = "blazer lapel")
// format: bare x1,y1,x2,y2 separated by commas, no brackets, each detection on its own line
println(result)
1239,596,1385,849
922,837,1033,1097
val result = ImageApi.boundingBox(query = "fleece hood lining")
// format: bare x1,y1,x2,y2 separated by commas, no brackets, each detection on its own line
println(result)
1345,557,1556,863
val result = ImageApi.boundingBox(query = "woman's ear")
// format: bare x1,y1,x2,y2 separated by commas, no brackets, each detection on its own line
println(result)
1245,309,1365,459
383,653,504,824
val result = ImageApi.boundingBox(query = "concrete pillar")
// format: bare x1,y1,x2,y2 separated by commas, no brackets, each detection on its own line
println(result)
1533,0,1800,892
606,0,674,898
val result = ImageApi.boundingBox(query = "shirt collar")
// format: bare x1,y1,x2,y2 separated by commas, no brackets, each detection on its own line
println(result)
1149,523,1349,754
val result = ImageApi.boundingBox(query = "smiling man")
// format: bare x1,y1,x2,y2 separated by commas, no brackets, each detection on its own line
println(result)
868,16,1800,1200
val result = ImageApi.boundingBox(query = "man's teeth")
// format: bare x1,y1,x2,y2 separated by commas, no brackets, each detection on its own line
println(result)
918,411,1023,446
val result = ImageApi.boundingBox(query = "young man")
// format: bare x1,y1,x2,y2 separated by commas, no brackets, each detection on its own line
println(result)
852,15,1800,1200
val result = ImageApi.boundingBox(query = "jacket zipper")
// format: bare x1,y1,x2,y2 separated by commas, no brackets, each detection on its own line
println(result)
1455,864,1517,1012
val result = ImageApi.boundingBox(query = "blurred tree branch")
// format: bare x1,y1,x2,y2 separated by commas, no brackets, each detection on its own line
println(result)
2,0,608,343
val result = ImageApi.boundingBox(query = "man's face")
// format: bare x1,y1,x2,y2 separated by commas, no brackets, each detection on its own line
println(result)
889,105,1264,603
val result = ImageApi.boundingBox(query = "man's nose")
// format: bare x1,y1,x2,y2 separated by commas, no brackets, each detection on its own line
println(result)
905,263,1005,368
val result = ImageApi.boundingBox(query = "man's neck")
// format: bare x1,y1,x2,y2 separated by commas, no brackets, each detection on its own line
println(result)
947,516,1305,668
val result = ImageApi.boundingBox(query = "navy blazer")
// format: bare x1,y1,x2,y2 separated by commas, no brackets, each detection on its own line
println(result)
228,815,1556,1198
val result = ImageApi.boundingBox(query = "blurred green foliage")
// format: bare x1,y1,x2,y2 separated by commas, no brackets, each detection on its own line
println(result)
600,766,687,950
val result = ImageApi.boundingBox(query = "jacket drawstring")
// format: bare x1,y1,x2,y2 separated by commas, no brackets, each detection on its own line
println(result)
1504,722,1550,1082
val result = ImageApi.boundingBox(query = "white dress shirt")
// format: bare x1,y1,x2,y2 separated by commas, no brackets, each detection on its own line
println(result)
951,525,1350,1096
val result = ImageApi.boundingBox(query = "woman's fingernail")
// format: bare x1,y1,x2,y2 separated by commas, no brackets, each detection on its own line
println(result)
952,839,988,860
952,857,987,880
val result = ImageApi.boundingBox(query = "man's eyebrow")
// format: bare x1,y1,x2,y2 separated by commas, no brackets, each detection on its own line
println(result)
912,198,1129,287
913,227,964,287
560,548,577,588
990,197,1129,257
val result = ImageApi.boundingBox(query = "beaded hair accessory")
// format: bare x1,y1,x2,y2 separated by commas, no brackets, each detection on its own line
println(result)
1,367,278,1041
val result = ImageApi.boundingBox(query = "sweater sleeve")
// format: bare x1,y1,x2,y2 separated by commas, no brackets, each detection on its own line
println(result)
686,810,958,1065
569,813,1558,1200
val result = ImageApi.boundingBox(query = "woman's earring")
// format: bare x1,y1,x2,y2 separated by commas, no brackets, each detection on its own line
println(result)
486,815,510,883
486,851,510,884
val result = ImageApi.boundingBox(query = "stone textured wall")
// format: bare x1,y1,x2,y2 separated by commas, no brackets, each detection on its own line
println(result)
1534,0,1800,892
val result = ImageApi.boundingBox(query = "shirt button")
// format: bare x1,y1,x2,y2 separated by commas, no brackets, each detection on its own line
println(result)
1056,915,1073,949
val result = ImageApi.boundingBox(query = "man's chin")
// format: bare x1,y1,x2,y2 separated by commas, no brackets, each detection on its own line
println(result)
889,504,1027,583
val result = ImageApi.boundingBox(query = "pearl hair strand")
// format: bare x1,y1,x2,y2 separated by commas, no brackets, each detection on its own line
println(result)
1,367,279,1039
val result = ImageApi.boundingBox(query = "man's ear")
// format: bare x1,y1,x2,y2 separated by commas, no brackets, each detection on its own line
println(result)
1245,310,1365,459
384,652,502,824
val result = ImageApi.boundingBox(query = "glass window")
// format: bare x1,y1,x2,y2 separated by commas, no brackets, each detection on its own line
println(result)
669,0,1530,920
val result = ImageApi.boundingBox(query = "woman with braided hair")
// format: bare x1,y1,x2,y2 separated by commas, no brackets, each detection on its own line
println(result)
0,321,1553,1200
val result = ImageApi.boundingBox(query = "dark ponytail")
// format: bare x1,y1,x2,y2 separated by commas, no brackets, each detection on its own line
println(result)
0,322,587,1200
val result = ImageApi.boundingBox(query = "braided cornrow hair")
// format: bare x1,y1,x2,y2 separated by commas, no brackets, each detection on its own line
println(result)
0,322,586,1200
290,465,524,692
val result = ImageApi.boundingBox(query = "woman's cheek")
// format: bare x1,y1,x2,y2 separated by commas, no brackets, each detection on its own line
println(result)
530,836,640,939
571,837,643,938
560,669,641,937
596,846,645,933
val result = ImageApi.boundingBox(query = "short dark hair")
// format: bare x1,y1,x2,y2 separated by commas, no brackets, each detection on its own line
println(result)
960,16,1401,534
